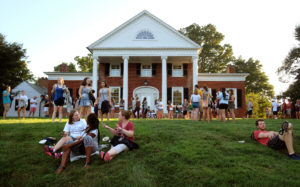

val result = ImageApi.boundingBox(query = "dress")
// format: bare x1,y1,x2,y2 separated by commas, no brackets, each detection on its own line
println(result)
80,87,91,106
53,85,65,106
98,88,110,114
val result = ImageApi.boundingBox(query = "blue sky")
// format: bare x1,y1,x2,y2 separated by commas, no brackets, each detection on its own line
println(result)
1,0,300,95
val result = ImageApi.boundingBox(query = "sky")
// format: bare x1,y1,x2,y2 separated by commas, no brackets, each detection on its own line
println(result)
1,0,299,95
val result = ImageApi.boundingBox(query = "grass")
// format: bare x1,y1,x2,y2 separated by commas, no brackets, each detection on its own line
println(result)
0,117,300,186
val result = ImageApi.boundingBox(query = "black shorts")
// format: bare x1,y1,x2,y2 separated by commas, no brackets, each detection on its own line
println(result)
247,110,253,115
273,111,278,115
219,104,228,110
54,98,64,106
267,135,286,150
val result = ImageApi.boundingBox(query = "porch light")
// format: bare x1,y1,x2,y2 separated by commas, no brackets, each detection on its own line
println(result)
144,79,148,86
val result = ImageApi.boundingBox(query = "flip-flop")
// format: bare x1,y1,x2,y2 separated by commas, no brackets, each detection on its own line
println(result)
100,151,106,160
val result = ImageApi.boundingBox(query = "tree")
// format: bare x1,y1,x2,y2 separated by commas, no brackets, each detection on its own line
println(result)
246,93,271,118
74,53,93,72
277,25,300,102
234,57,274,98
53,62,77,72
0,33,34,114
179,24,234,73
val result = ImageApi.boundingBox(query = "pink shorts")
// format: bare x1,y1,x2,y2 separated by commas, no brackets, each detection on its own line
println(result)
30,107,37,113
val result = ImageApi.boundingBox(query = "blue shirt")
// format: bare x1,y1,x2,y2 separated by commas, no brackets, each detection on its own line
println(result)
217,92,229,104
54,85,65,101
2,90,11,104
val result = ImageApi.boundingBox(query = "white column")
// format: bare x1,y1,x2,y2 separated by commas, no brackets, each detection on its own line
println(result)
161,56,168,114
92,56,98,97
122,56,129,110
192,56,198,91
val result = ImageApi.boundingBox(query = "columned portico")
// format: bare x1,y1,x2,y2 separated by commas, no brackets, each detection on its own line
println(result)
192,56,198,91
92,56,98,97
161,56,168,113
122,56,129,110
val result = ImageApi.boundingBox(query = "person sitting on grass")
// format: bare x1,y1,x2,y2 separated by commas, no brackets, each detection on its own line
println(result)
101,110,139,162
44,109,87,159
55,113,100,173
253,119,300,160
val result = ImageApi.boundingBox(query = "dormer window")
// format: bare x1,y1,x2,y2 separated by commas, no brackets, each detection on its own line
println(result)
136,30,154,40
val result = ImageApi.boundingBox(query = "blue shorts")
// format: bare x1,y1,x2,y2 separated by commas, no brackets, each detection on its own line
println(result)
192,102,199,108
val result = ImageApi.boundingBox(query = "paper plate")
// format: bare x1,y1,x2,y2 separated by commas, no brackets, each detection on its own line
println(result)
39,139,47,144
102,136,109,142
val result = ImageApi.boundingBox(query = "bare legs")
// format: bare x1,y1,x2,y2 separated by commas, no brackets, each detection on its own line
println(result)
279,123,295,155
17,107,26,119
98,110,110,122
219,109,226,122
192,108,199,121
80,106,91,120
203,107,210,122
52,105,63,122
229,109,235,121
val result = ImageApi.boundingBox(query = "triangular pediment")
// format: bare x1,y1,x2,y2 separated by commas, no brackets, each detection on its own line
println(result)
88,10,201,50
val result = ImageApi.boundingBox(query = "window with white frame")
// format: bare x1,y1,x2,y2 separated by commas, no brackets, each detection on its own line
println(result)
226,88,237,109
110,87,120,106
172,87,183,105
141,64,152,77
110,64,120,77
172,65,183,77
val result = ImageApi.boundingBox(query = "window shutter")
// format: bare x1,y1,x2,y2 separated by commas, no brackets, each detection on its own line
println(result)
167,63,172,76
68,88,73,99
121,87,123,99
167,88,172,103
104,63,110,76
212,89,217,101
121,63,123,76
76,88,80,99
237,89,242,108
152,63,157,76
136,63,141,76
183,64,188,76
184,88,189,100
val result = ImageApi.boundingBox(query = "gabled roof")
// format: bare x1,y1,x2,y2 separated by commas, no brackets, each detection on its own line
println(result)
88,10,201,51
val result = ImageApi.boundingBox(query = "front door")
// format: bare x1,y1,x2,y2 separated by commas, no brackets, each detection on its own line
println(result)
133,86,159,110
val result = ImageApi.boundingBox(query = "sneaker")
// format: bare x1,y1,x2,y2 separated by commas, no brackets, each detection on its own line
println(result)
279,121,289,135
288,153,300,160
54,152,63,159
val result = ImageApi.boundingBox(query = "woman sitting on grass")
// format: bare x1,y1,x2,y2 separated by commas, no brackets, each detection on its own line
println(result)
44,110,87,158
56,113,100,173
101,110,138,162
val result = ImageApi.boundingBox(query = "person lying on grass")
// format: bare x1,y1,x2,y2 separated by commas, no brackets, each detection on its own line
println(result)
44,109,87,158
56,113,100,173
101,110,139,162
253,119,300,160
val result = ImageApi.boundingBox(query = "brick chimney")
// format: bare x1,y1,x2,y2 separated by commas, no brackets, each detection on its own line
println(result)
226,65,236,73
60,64,69,72
38,77,48,88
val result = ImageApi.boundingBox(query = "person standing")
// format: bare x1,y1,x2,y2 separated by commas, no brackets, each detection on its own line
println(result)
247,100,253,119
167,101,174,119
133,97,141,119
64,89,73,118
286,99,292,119
29,96,38,117
190,89,201,121
217,88,229,122
96,81,111,122
295,99,300,119
228,89,236,121
17,90,28,119
142,97,148,118
182,99,189,119
2,86,11,119
51,77,67,123
202,86,211,122
281,99,287,119
44,95,50,117
119,98,125,112
272,99,279,119
79,77,92,119
157,98,163,119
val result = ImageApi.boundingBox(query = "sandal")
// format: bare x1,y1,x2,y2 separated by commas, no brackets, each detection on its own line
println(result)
100,151,106,160
84,163,90,169
55,165,65,173
279,121,289,135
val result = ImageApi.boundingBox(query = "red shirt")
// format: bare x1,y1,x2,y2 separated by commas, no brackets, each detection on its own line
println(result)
282,103,287,110
287,102,292,109
116,121,135,142
253,130,270,145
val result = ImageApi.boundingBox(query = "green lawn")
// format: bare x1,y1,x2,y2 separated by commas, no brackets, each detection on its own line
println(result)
0,118,300,186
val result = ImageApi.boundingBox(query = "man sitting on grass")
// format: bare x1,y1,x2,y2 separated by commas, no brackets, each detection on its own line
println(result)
253,119,300,160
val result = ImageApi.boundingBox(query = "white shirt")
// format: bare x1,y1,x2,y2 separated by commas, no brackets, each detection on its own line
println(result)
191,94,201,102
19,95,28,102
30,98,38,108
272,102,278,112
217,92,229,104
63,119,87,138
157,101,163,110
